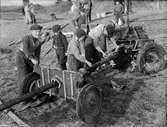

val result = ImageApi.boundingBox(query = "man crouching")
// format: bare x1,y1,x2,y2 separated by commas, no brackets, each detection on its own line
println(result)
66,29,94,71
16,24,43,88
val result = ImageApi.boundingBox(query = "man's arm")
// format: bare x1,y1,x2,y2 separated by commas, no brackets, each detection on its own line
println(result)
62,34,68,52
110,36,119,51
72,41,92,66
93,37,106,57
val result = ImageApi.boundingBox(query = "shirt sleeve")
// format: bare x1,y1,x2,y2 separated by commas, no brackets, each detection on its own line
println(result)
93,37,100,48
71,41,85,62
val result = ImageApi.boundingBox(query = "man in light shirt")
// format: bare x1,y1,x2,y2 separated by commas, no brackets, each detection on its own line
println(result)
66,29,92,71
88,23,118,57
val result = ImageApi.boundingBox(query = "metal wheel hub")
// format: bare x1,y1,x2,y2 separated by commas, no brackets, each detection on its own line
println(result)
143,50,161,71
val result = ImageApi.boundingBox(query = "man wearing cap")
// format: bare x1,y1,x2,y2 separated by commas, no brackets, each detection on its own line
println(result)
66,29,93,71
16,24,43,88
52,25,68,70
88,23,118,57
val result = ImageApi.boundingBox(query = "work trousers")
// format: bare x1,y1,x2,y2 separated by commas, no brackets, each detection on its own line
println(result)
114,13,124,25
55,48,67,70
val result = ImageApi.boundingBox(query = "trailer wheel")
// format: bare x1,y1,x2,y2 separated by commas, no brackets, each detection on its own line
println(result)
137,42,166,74
76,84,102,124
20,72,41,96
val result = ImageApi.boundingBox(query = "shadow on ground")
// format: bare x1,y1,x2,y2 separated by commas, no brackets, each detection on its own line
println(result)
18,70,145,127
96,75,144,125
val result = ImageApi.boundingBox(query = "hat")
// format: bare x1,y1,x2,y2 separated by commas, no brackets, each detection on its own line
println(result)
30,24,43,30
106,24,115,36
75,29,86,38
52,25,61,32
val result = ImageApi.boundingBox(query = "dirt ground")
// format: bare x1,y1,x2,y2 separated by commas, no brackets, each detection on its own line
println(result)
0,1,167,127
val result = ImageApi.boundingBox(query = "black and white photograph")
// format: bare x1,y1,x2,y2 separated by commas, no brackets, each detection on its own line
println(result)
0,0,167,127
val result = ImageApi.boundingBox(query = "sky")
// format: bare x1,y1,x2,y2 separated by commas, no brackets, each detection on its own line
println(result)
1,0,56,6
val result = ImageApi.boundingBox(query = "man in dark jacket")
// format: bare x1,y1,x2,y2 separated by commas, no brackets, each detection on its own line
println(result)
16,24,43,87
52,25,68,70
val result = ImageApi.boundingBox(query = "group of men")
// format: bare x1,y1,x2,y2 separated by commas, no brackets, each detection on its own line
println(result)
71,0,125,31
16,0,125,87
16,22,117,85
71,0,92,30
22,1,36,24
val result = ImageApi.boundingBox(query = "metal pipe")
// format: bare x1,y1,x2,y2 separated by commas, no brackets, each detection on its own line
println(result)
0,82,58,111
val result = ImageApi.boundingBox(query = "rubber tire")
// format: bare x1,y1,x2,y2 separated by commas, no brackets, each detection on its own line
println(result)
76,84,102,124
137,42,166,74
20,72,40,95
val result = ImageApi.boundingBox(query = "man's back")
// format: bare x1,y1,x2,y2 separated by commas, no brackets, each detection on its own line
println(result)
89,24,105,40
84,36,101,63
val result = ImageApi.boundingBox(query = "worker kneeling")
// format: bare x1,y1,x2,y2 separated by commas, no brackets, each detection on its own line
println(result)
66,29,101,71
16,24,43,89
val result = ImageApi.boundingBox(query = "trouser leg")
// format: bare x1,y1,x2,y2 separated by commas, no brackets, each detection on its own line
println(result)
16,51,34,87
114,14,119,24
119,14,124,24
27,12,32,24
25,13,29,24
56,49,67,70
30,13,36,24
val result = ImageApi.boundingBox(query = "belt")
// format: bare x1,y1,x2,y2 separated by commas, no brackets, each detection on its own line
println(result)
53,46,64,49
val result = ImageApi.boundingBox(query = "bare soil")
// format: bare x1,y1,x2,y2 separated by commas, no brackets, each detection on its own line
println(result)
0,1,167,127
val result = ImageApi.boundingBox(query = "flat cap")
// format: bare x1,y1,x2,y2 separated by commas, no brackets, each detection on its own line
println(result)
75,29,86,38
30,24,43,30
52,25,61,32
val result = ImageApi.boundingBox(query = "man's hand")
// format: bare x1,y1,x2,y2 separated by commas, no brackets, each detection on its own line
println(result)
102,52,107,58
103,53,108,58
86,60,92,67
114,45,119,52
30,58,38,65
